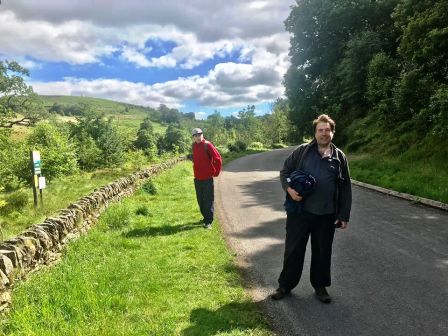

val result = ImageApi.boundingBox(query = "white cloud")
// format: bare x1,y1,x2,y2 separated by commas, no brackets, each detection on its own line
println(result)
3,0,294,111
30,53,286,110
195,112,207,120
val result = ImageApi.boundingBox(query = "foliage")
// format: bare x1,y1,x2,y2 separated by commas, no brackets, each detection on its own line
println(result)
0,129,28,190
70,106,125,168
0,60,49,128
0,189,29,215
134,117,158,159
228,140,247,152
141,180,158,195
159,124,190,154
263,99,291,145
284,0,448,149
0,186,7,210
26,122,79,181
100,203,132,230
271,143,288,149
135,204,151,216
123,150,148,170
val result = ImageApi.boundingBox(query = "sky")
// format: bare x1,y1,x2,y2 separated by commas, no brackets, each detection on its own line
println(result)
0,0,295,119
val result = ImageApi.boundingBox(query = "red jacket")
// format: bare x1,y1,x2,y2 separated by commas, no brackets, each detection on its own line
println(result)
192,139,222,180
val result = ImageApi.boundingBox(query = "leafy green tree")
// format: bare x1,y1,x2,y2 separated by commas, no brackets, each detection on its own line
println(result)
235,105,262,144
0,60,48,128
159,104,181,124
70,106,125,168
391,0,448,133
134,117,158,159
264,99,290,145
284,0,399,137
26,122,78,181
206,111,228,146
74,131,102,171
0,129,28,190
160,124,189,154
366,52,400,123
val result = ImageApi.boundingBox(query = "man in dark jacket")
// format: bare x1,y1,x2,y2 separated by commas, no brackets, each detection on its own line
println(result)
191,128,222,229
271,114,352,303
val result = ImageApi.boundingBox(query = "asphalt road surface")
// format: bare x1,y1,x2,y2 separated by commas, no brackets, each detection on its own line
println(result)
215,148,448,336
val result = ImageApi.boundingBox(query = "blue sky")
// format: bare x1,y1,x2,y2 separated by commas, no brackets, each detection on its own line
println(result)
0,0,294,118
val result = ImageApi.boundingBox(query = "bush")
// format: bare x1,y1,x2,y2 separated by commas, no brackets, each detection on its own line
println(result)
135,205,151,216
228,140,247,152
0,190,29,215
141,180,158,195
26,122,79,181
123,150,148,170
101,204,132,229
272,143,287,149
248,142,264,150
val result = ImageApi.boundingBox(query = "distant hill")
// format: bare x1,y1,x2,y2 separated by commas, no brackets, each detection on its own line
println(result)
39,95,169,134
40,95,153,116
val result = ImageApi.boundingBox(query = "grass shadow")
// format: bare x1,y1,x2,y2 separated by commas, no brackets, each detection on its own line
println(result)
181,301,268,336
123,220,204,238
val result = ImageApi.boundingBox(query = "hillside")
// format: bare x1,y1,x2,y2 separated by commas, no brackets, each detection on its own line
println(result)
339,113,448,204
41,95,150,116
38,95,168,135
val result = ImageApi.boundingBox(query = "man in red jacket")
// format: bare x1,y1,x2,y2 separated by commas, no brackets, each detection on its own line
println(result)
191,128,222,229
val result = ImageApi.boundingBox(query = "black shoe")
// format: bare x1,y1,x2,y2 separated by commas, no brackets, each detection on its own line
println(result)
270,288,290,300
315,287,332,303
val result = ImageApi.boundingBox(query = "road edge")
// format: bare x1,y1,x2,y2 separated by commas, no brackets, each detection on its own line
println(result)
351,179,448,211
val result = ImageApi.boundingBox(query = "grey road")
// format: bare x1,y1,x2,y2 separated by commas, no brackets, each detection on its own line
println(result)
215,148,448,336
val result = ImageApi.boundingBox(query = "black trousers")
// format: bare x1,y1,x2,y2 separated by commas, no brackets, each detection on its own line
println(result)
278,212,336,291
194,178,214,224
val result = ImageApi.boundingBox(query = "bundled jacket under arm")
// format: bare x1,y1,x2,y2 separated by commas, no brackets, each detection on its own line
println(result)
280,140,352,222
192,140,222,180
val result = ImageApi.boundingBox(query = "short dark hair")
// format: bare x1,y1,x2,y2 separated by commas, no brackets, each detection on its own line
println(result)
313,114,336,132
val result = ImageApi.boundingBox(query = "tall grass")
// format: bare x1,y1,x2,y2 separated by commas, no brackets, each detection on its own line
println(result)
349,151,448,204
0,162,272,336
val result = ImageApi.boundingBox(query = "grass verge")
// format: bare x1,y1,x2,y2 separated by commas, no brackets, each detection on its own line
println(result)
0,161,272,336
348,142,448,204
0,156,177,240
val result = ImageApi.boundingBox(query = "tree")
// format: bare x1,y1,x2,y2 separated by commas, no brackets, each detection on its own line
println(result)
26,122,79,181
284,0,399,137
134,117,158,159
70,106,125,168
159,104,181,124
206,110,228,146
0,60,48,128
160,124,189,154
265,99,290,145
236,105,262,144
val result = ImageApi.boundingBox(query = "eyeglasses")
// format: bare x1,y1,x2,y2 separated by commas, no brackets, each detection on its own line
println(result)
192,133,202,137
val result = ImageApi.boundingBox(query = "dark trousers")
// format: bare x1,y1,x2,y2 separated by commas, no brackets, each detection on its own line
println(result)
278,212,336,291
194,178,214,224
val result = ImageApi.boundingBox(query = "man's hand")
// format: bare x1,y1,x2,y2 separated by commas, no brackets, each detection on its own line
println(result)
335,220,348,229
287,187,303,202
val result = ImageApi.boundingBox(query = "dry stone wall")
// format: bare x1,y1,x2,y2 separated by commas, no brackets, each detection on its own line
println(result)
0,157,185,311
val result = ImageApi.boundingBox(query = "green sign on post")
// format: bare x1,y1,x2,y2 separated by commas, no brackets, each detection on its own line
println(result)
31,151,41,208
32,151,41,175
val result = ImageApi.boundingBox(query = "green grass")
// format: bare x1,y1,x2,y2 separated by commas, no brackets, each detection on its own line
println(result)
41,95,149,116
0,162,167,240
0,162,272,336
349,153,448,203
